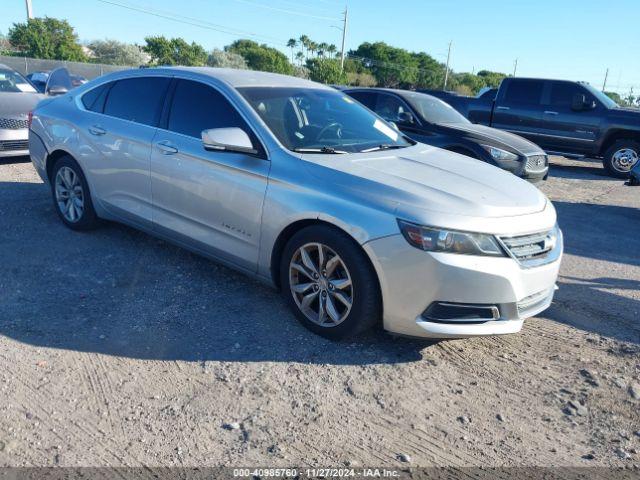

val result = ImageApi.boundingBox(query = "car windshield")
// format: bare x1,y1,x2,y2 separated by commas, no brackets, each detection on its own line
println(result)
238,87,413,153
0,68,37,93
403,92,470,125
582,83,618,109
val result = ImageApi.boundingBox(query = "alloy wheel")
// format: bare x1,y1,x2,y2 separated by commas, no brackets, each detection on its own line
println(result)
54,166,85,223
612,148,639,173
289,242,353,327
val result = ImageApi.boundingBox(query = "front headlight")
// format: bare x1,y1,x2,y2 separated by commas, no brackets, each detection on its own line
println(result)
398,220,505,256
481,145,519,162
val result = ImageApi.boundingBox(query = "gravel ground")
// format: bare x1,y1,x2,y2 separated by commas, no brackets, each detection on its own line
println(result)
0,155,638,470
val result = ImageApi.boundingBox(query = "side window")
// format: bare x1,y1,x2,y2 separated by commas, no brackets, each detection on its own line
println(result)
168,80,252,140
103,77,170,126
374,94,410,122
549,82,592,108
81,82,112,113
347,91,377,110
503,80,544,105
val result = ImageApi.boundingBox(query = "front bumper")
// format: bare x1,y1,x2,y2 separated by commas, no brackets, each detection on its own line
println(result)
493,154,549,183
0,128,29,158
364,234,562,338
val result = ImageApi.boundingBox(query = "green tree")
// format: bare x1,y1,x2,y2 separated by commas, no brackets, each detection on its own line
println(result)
8,17,86,61
226,39,292,74
88,39,148,66
349,42,418,88
143,36,207,66
476,70,507,88
327,44,337,58
298,34,310,59
207,48,248,69
604,91,623,105
411,51,446,89
306,57,347,85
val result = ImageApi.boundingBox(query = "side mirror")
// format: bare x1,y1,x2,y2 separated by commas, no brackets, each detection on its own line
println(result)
571,93,595,111
202,127,257,155
398,111,415,125
47,85,68,96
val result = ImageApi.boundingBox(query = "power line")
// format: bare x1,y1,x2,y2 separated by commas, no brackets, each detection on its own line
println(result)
95,0,290,46
226,0,342,21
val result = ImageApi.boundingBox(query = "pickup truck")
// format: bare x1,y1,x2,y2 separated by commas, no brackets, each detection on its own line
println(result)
443,77,640,178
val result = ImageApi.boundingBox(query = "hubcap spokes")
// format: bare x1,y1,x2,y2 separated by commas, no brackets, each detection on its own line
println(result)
55,167,84,223
289,242,353,327
612,148,639,172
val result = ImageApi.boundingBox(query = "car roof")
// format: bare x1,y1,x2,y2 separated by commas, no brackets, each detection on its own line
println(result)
161,66,333,90
344,86,440,101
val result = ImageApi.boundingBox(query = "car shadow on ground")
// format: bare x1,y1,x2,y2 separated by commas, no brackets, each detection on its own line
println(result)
554,201,640,267
548,157,613,181
547,278,640,345
0,181,433,365
0,155,31,166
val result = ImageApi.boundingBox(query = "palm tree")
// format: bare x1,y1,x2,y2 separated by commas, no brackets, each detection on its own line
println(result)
295,50,304,66
308,41,318,58
318,42,328,58
299,35,310,60
327,44,337,58
287,38,297,64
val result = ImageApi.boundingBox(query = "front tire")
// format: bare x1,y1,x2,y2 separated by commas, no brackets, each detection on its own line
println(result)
50,155,99,230
603,140,639,178
280,225,381,340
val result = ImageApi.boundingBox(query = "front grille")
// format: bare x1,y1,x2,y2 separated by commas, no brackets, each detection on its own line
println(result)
0,117,29,130
517,288,554,316
0,140,29,152
525,155,548,172
499,227,559,267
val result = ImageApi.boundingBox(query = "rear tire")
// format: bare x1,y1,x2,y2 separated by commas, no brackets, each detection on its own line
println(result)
50,155,100,230
603,140,639,178
280,225,381,340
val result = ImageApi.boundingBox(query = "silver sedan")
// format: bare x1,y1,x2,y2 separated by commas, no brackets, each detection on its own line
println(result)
29,67,562,340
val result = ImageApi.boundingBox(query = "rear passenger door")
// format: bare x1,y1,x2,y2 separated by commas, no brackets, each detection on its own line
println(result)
492,79,545,146
150,79,270,271
80,76,171,227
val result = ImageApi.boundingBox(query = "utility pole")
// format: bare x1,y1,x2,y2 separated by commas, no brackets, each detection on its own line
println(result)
339,6,348,72
602,68,609,92
443,40,452,90
513,58,518,77
25,0,33,19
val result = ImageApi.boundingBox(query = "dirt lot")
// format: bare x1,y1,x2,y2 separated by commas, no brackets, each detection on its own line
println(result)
0,155,638,471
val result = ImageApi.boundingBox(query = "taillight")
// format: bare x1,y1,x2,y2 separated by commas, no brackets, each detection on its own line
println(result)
28,111,33,129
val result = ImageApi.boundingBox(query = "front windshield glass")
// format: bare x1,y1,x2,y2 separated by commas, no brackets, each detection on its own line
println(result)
403,92,470,125
582,83,618,109
238,87,413,153
0,68,37,93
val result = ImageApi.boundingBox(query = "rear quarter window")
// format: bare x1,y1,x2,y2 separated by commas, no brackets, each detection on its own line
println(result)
81,82,112,113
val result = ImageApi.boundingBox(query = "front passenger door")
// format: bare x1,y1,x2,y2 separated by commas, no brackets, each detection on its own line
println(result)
150,79,270,271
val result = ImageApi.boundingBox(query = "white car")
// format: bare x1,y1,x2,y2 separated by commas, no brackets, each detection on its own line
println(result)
29,67,563,339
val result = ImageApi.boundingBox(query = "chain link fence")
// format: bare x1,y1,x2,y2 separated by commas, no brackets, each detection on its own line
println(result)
0,55,131,80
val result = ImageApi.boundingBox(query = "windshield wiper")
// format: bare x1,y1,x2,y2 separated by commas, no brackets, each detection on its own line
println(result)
359,144,408,153
293,146,348,154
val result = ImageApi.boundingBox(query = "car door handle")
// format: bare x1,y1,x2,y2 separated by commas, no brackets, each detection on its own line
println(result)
88,125,106,136
544,111,559,115
496,106,510,111
155,141,178,155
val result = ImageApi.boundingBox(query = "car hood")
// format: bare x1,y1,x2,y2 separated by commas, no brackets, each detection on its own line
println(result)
609,107,640,121
302,144,548,219
0,92,46,118
436,122,544,156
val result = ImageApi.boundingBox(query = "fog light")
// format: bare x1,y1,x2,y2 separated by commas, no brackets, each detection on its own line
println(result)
422,302,500,323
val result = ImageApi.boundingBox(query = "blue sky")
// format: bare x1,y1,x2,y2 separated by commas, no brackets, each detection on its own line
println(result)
2,0,639,94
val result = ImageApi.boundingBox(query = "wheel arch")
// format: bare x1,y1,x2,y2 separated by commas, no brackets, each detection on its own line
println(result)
269,218,380,295
45,148,76,182
599,130,640,156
